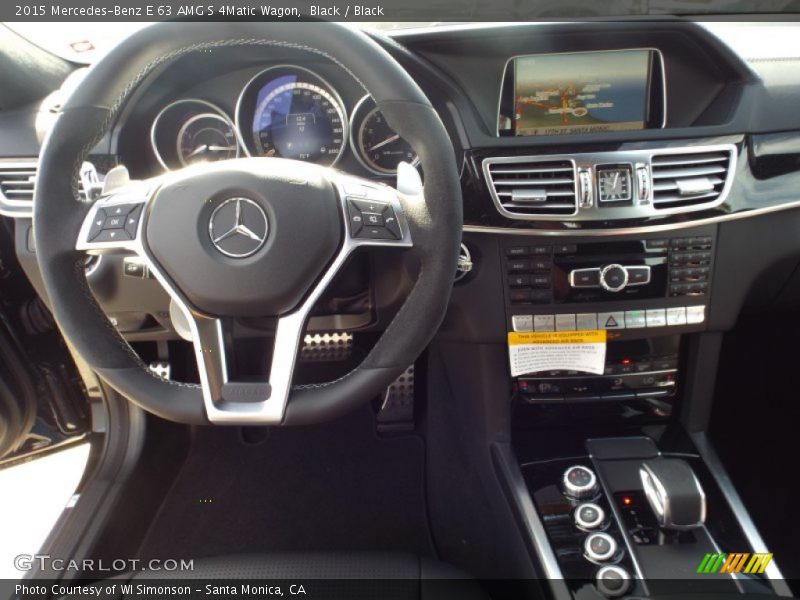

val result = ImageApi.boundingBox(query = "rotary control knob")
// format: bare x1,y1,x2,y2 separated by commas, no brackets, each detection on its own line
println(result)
600,263,629,293
596,565,632,598
563,465,599,500
584,532,619,562
574,502,606,530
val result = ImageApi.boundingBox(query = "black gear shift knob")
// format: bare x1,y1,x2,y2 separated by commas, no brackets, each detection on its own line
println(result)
640,458,706,530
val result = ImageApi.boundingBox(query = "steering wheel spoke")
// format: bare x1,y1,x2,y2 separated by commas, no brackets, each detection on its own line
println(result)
169,171,414,424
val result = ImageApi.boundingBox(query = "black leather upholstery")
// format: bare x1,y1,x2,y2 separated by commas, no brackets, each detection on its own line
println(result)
65,553,488,600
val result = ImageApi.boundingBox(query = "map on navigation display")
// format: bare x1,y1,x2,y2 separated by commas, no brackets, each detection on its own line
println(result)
513,50,652,136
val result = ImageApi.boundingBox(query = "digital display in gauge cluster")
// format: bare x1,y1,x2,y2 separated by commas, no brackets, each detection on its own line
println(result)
236,66,347,167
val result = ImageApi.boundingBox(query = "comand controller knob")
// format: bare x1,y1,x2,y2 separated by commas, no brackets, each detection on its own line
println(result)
600,263,629,293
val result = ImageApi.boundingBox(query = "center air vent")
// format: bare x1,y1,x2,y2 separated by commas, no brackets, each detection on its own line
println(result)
483,157,578,218
651,148,734,210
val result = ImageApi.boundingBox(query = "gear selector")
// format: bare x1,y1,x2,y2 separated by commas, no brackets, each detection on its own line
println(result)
640,458,706,530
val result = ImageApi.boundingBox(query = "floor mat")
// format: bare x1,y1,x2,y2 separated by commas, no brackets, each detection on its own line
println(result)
137,408,435,560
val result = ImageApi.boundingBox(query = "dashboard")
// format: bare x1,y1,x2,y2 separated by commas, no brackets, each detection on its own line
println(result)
4,20,800,348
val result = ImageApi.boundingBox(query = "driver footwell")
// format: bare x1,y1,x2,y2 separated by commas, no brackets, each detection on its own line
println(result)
136,407,435,560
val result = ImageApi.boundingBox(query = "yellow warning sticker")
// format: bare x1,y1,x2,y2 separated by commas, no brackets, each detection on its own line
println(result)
508,330,607,345
508,330,607,377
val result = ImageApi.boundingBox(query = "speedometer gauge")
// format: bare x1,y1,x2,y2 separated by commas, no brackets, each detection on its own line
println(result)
236,66,348,167
350,95,418,176
253,82,345,164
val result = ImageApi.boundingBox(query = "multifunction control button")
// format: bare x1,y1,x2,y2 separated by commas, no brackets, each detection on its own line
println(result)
347,198,401,240
563,465,599,499
87,203,143,243
596,565,631,597
584,532,618,562
575,503,606,530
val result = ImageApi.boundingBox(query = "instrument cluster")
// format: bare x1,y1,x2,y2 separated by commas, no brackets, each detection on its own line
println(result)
149,64,417,176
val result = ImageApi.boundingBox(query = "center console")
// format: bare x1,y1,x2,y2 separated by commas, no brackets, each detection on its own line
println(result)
497,226,788,598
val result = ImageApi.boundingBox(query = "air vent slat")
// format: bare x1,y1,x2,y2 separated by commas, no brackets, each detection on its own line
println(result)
496,190,575,197
484,157,578,218
493,178,574,186
490,166,574,175
653,176,724,193
651,165,726,179
502,202,575,210
651,153,728,167
651,149,734,211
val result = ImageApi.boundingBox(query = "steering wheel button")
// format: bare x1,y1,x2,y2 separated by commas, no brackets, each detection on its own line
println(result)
363,212,384,227
351,198,387,214
382,208,401,239
346,201,364,236
87,209,107,241
94,228,131,243
124,204,143,238
104,215,126,229
105,203,137,216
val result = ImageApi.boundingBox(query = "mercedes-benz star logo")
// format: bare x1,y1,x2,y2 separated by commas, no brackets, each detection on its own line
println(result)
209,197,269,258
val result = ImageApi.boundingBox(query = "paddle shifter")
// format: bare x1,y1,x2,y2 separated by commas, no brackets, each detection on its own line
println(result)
639,458,706,530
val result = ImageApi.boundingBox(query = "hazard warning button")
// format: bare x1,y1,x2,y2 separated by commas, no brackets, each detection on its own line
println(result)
598,312,625,330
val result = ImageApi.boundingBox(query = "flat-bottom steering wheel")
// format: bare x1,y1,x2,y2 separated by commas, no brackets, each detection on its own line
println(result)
34,23,462,426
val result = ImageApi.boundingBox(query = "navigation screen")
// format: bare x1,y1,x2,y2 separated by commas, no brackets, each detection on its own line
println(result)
513,50,652,136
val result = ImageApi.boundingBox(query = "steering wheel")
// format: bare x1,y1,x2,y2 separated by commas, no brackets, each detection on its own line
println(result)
33,23,461,426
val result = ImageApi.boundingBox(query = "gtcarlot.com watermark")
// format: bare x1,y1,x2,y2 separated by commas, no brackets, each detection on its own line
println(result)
15,554,194,573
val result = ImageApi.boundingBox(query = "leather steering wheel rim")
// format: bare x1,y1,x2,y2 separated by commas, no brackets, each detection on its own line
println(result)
33,22,462,426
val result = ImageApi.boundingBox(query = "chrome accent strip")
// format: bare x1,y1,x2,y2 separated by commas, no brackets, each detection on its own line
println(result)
463,195,800,237
482,144,736,221
691,431,792,596
495,48,667,137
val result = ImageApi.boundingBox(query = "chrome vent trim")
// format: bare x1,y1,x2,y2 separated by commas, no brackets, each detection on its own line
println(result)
482,144,737,222
0,160,86,219
483,157,578,218
651,148,733,209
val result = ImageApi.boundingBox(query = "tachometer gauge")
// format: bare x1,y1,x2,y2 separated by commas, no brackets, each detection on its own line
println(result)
236,66,348,167
351,95,418,176
151,99,240,171
177,113,239,166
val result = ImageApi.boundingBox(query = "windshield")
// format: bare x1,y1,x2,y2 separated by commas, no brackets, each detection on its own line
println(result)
3,22,444,63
